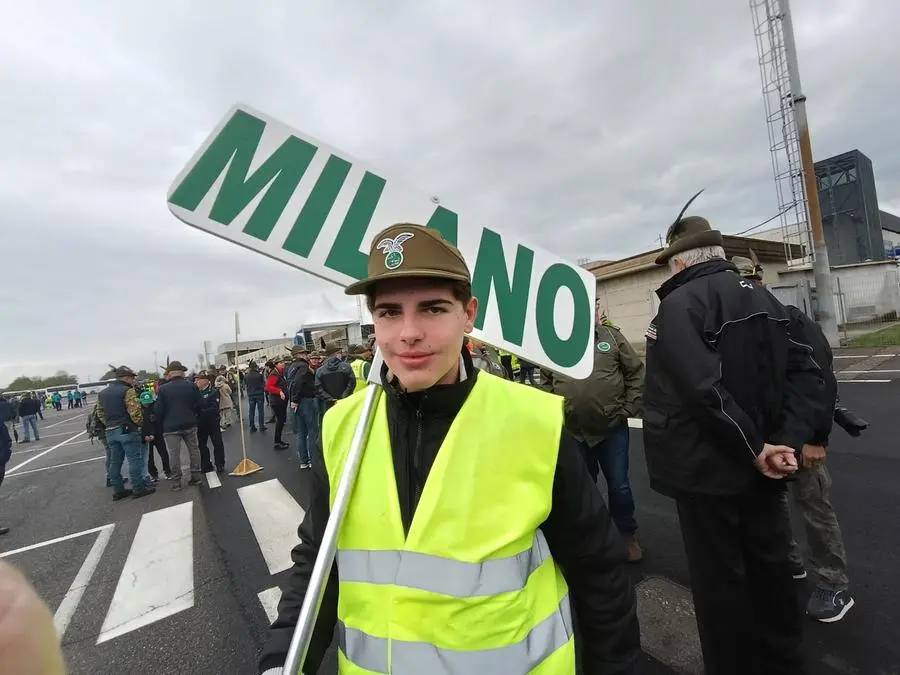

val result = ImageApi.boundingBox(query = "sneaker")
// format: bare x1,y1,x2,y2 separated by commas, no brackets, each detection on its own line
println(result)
791,562,808,580
249,427,257,433
132,486,156,500
215,465,225,473
171,483,183,492
188,475,203,486
274,442,289,450
112,489,133,501
300,462,311,470
0,526,10,536
807,588,854,623
260,426,268,432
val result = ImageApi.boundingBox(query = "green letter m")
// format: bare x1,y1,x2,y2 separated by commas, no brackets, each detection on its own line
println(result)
168,109,318,241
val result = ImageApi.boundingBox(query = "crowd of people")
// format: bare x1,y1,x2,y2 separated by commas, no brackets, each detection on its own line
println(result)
0,212,870,675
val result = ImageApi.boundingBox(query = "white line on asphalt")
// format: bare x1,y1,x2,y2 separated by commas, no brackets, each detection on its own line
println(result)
6,431,88,475
833,353,895,359
1,523,113,558
238,479,304,575
627,418,643,429
840,370,900,373
206,471,222,489
42,413,86,429
5,456,104,477
54,524,115,639
838,379,891,383
258,587,282,624
98,501,195,644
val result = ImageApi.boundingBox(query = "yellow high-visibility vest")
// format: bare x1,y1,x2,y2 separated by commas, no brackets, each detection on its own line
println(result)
349,358,369,393
322,372,574,674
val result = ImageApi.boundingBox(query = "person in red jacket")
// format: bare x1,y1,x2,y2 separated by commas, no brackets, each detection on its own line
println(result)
264,357,290,450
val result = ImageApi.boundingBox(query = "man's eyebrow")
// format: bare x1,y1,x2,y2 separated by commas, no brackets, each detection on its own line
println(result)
373,301,401,311
418,299,453,309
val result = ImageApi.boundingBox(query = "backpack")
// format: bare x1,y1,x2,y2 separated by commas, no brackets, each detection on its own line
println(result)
86,405,106,441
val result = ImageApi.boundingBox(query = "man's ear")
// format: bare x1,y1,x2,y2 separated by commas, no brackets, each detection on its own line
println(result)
463,297,478,334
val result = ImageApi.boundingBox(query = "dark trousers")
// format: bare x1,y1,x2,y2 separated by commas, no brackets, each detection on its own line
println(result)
197,421,225,469
500,355,514,380
146,436,171,477
248,396,265,429
578,423,637,535
676,490,804,675
270,399,288,443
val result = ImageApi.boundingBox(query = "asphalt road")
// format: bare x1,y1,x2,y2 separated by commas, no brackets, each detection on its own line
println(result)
0,365,897,674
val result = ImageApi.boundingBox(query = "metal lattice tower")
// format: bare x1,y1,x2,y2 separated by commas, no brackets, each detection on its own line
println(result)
749,0,811,266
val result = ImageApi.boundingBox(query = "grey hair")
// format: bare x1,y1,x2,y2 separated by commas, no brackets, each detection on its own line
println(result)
668,245,726,273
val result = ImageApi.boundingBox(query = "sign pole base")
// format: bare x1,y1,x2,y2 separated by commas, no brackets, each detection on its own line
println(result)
230,457,263,476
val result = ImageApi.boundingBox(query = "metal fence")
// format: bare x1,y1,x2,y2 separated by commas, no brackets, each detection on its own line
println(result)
770,266,900,347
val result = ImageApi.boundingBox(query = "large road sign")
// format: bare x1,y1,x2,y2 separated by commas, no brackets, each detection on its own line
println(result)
167,104,596,377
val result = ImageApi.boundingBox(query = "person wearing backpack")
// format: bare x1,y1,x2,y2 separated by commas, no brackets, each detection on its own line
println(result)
86,401,113,486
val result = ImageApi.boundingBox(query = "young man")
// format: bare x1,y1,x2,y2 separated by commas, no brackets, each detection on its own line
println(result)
259,223,639,675
265,358,291,451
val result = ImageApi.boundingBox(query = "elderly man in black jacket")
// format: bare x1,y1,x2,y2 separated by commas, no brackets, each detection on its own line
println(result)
642,199,824,675
155,361,203,490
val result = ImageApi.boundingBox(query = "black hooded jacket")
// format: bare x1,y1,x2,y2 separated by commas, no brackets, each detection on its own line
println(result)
642,259,825,497
258,349,639,675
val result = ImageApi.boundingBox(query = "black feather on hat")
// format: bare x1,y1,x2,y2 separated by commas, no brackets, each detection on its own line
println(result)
655,189,724,265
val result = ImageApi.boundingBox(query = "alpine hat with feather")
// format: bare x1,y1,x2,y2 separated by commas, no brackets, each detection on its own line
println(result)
655,189,724,265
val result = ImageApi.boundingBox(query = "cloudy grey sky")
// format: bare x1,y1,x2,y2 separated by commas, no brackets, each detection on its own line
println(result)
2,0,898,385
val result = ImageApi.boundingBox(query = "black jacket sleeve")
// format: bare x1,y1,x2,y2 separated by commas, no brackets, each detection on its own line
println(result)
258,440,338,674
656,298,764,461
785,308,834,446
540,432,639,675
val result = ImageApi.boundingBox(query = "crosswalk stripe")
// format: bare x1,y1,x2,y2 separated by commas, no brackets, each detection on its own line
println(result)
238,479,304,575
54,525,115,639
206,470,222,489
97,501,195,644
258,586,282,624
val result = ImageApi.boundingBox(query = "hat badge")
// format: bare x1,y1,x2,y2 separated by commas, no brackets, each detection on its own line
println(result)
377,232,414,270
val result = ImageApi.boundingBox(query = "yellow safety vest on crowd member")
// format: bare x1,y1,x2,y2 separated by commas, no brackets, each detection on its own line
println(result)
322,372,575,675
348,358,368,394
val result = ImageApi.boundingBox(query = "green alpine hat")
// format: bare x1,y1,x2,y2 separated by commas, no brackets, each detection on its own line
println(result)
344,223,471,295
732,251,764,280
655,189,724,265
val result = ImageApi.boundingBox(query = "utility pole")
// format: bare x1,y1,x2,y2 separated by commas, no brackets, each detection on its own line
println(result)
778,0,840,346
153,351,159,374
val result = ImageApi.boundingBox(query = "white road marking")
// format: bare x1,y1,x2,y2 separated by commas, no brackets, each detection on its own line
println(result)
54,525,115,639
840,369,900,373
98,502,195,644
6,430,87,475
238,479,304,575
837,379,891,383
42,414,86,429
258,586,282,624
1,523,112,559
206,471,222,489
5,455,104,477
833,353,894,359
627,418,643,428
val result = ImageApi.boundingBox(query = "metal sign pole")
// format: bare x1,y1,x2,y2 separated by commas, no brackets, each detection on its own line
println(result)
282,382,383,674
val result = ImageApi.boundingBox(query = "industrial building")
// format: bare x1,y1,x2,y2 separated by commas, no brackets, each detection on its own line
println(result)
814,149,888,265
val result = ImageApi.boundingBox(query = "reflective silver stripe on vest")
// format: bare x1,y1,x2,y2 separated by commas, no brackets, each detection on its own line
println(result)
337,530,552,598
337,594,572,674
